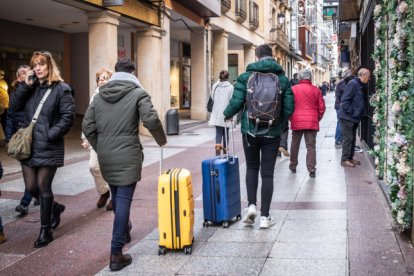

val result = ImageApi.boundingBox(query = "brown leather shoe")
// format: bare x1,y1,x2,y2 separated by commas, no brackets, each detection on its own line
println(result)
106,200,113,211
96,191,110,208
350,159,361,165
109,253,132,271
341,160,355,167
0,232,6,244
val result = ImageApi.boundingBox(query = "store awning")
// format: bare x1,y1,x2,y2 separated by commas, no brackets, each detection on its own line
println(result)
173,0,220,18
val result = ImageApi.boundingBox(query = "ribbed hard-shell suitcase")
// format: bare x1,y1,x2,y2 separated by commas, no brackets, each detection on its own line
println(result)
158,167,194,255
201,122,241,228
201,155,241,228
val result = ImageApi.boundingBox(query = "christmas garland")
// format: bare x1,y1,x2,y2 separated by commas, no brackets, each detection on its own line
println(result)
372,0,414,231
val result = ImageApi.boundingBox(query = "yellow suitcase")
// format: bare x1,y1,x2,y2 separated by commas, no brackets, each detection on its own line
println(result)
158,168,194,255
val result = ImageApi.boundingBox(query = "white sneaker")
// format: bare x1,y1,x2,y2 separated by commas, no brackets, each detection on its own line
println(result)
243,204,257,224
259,216,275,229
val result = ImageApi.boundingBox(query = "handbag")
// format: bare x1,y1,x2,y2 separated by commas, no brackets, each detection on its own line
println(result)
206,83,220,112
206,97,214,113
7,88,52,161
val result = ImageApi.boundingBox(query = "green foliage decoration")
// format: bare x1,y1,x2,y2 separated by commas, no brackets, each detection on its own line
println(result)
372,0,414,231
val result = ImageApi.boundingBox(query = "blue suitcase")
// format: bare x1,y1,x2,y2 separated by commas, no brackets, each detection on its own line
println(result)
201,154,241,228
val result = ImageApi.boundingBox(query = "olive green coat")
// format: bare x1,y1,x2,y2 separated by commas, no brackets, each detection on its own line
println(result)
82,77,166,186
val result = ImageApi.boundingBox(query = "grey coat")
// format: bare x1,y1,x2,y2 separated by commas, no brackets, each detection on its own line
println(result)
82,73,167,186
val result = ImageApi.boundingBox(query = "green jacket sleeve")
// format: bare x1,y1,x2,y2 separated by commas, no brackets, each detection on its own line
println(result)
136,89,167,147
223,72,249,119
82,103,98,151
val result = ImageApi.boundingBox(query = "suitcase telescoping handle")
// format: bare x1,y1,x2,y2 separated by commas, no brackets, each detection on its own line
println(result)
160,147,163,175
224,120,236,162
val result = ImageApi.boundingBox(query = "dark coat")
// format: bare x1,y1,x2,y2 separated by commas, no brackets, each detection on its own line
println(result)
339,78,366,123
82,76,167,186
11,81,75,167
290,80,326,131
335,75,355,110
6,83,25,141
223,58,294,137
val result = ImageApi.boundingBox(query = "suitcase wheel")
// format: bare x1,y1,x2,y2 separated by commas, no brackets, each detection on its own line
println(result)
236,214,241,220
203,221,209,227
158,246,167,256
222,221,229,228
184,246,192,255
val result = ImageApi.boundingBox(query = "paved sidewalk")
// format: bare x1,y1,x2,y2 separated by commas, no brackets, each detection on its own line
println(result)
0,93,413,275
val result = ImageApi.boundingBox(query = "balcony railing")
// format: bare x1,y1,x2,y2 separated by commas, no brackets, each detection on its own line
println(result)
236,0,247,23
269,27,290,52
249,0,259,30
221,0,231,13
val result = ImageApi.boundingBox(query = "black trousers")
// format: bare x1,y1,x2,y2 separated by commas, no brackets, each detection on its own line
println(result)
242,134,279,217
340,119,358,161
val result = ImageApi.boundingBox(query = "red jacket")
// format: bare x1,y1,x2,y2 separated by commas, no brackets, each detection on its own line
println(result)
290,80,326,131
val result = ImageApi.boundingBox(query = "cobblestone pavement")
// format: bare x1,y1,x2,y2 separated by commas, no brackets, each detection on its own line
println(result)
1,94,413,275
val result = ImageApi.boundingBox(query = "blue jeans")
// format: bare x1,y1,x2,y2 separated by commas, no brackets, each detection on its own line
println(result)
242,134,280,217
0,216,3,233
109,183,136,255
215,126,229,148
335,110,342,144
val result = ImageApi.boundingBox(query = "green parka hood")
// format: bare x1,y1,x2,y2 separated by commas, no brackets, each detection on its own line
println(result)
246,58,285,75
99,81,137,103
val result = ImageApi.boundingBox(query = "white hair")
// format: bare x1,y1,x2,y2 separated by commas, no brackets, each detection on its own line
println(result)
298,69,312,81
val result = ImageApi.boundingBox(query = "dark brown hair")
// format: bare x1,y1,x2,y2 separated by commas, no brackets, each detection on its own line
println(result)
219,70,229,81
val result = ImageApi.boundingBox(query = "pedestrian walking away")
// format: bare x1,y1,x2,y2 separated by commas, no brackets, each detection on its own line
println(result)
7,65,40,215
81,68,114,211
334,68,354,148
82,59,167,272
339,67,370,167
288,69,326,178
10,50,75,248
223,44,294,229
208,70,234,155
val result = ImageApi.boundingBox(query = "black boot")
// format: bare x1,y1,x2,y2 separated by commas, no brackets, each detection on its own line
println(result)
51,201,65,229
109,253,132,271
34,197,54,248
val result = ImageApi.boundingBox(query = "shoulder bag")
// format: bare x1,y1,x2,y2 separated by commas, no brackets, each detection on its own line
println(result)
7,88,52,161
206,83,220,113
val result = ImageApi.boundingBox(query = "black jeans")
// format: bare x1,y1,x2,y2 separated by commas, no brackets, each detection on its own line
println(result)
340,119,358,161
242,134,280,217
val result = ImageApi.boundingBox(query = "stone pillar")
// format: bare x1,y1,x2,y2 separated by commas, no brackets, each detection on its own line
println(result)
190,28,209,120
244,44,256,69
212,31,229,81
87,10,119,99
136,25,170,124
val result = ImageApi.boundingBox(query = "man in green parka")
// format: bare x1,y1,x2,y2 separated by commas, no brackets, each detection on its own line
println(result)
223,44,294,229
82,59,167,271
